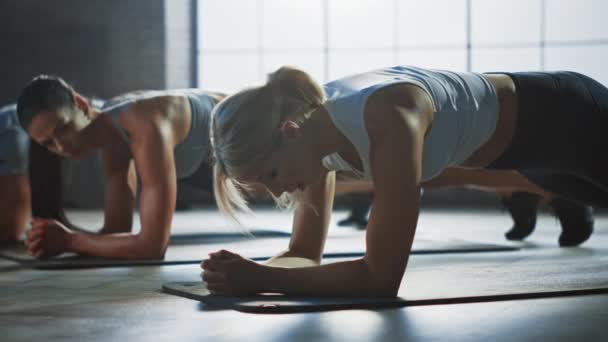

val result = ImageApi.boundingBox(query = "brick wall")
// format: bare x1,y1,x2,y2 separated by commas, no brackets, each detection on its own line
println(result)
0,0,192,104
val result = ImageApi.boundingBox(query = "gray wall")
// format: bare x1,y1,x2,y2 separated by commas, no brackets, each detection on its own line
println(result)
0,0,193,104
0,0,195,209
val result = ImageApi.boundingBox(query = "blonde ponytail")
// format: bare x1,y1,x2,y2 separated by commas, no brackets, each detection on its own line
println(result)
210,66,325,220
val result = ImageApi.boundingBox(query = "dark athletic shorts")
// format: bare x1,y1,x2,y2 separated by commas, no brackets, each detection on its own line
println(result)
486,71,608,207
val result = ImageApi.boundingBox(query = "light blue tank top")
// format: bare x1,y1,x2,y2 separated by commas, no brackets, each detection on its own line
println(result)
102,89,216,179
322,66,499,181
0,103,29,174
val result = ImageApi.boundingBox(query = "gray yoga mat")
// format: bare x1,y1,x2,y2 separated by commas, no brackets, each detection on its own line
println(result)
169,230,291,245
0,235,517,269
162,256,608,313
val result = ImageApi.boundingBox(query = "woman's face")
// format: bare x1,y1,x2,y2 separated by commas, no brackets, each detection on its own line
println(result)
239,130,326,197
27,106,91,158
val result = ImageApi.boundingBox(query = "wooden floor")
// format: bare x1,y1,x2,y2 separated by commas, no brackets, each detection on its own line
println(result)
1,208,607,342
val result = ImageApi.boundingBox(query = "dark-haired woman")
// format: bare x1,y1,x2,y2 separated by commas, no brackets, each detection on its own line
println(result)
1,102,105,244
16,76,223,259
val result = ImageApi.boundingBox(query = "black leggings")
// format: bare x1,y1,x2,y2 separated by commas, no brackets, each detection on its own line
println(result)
486,71,608,208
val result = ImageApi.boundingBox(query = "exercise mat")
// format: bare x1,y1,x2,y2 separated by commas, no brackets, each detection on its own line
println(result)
163,256,608,313
0,235,517,269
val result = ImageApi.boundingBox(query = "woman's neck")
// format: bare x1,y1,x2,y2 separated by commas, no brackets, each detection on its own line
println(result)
306,105,352,158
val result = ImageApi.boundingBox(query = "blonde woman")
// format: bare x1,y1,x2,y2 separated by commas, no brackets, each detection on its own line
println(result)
17,76,223,259
202,66,607,296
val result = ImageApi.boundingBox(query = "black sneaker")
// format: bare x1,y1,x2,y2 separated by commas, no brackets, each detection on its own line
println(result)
337,215,369,230
337,193,372,230
550,197,594,247
502,192,542,241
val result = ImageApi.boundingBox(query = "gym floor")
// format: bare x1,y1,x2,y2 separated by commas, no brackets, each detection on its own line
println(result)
1,208,607,342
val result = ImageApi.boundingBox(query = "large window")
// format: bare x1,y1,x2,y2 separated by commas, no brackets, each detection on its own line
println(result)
197,0,608,92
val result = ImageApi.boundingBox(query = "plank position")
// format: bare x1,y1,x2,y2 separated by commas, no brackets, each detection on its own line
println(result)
15,76,223,259
202,66,608,296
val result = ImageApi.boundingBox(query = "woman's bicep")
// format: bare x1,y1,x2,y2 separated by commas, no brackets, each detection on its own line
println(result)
363,103,427,293
130,123,177,248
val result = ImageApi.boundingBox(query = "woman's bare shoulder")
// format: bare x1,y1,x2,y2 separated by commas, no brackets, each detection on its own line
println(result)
364,84,434,142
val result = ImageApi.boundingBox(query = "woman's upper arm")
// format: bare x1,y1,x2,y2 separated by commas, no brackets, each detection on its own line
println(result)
364,84,433,190
361,85,433,294
123,99,179,252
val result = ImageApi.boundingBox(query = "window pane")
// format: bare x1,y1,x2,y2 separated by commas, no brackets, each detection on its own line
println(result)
198,0,259,50
471,48,541,72
397,0,467,47
328,0,395,49
328,50,395,80
262,0,324,49
546,0,608,41
545,46,608,86
471,0,542,45
262,51,325,83
198,53,260,93
398,49,467,71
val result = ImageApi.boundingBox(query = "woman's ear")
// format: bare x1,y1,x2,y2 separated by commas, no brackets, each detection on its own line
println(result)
279,120,302,140
73,92,90,117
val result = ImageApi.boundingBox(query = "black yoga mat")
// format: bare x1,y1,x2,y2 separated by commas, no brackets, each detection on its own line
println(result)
162,256,608,313
0,235,517,269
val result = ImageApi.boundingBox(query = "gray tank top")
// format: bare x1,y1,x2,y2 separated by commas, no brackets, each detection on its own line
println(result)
102,89,216,179
322,66,499,181
0,103,29,174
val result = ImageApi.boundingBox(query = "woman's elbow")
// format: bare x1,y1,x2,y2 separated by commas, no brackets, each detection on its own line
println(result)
374,284,400,298
368,278,400,297
360,260,403,297
133,237,168,259
139,247,166,260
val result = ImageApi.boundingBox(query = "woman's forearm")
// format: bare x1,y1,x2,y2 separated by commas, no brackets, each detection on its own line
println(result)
262,258,393,297
68,231,165,259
